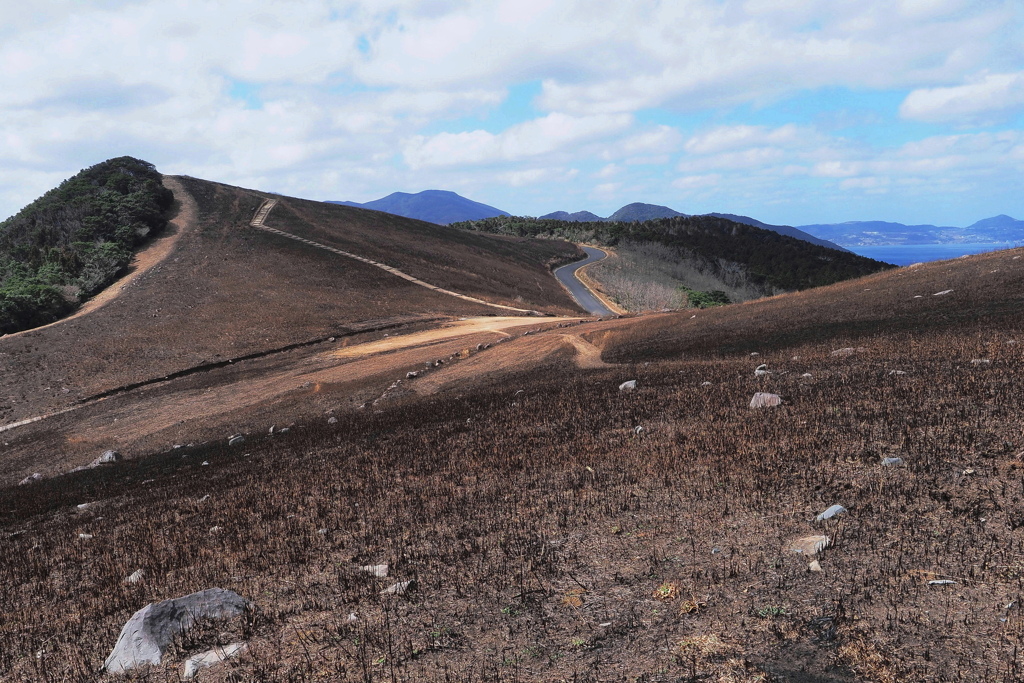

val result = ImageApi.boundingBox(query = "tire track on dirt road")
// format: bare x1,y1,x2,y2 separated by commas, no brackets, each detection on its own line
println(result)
250,198,541,315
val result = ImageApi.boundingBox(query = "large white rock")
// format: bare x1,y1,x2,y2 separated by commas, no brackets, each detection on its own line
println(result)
182,642,248,680
103,588,249,674
618,380,637,391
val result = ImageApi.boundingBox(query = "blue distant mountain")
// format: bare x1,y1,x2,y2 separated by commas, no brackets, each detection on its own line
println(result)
707,213,850,253
798,215,1024,246
539,210,604,222
328,190,509,225
607,202,687,222
540,203,685,223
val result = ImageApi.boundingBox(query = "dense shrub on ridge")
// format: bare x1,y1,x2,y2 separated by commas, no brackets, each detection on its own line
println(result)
453,214,895,293
0,157,173,334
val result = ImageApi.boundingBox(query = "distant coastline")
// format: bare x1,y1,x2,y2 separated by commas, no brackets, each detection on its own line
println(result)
848,243,1021,266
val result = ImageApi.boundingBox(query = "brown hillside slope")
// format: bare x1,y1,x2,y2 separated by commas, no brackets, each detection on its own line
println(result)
0,176,581,427
2,249,1022,681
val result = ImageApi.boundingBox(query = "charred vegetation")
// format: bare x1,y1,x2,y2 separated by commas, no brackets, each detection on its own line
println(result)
1,246,1023,681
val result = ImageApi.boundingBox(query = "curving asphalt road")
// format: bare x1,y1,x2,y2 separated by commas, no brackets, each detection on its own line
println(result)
554,246,615,316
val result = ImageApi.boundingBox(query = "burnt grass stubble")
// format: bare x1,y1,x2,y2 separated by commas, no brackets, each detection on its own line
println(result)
2,278,1024,681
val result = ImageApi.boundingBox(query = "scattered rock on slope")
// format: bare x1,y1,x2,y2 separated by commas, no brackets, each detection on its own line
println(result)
381,580,415,595
749,392,782,408
815,504,847,522
123,569,145,585
91,450,121,466
103,588,249,674
182,642,249,680
18,473,43,485
787,535,830,555
619,380,637,391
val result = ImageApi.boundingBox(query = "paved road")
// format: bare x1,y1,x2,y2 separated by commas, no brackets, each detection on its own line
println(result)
554,246,615,316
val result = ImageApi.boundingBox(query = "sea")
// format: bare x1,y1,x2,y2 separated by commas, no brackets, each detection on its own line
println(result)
848,243,1022,267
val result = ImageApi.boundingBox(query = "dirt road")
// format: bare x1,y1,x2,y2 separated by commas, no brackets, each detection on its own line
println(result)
250,198,541,315
0,313,603,480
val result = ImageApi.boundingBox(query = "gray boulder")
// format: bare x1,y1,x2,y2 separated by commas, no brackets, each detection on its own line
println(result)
92,450,121,466
618,380,637,391
103,588,249,674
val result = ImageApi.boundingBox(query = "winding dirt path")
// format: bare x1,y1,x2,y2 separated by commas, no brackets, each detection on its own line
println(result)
2,175,198,341
250,198,540,315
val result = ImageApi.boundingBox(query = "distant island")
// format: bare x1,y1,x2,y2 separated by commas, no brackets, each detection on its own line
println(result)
796,215,1024,246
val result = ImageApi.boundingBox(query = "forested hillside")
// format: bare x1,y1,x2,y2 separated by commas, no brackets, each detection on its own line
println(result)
453,215,894,302
0,157,173,334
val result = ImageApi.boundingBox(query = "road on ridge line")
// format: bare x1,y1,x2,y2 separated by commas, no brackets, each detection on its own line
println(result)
554,246,615,316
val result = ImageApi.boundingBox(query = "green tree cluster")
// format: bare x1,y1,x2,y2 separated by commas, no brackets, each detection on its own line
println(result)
451,214,894,293
680,287,731,308
0,157,172,334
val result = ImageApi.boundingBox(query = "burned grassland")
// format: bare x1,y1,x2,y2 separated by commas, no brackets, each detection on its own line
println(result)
2,293,1024,681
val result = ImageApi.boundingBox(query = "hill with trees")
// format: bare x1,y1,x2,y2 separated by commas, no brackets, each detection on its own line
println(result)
452,214,894,310
0,157,173,334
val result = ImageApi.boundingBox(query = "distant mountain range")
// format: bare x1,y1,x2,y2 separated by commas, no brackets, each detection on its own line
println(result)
327,191,1023,249
797,215,1024,246
328,190,508,225
541,203,686,223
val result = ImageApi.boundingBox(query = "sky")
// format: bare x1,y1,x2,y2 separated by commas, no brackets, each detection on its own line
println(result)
1,0,1022,228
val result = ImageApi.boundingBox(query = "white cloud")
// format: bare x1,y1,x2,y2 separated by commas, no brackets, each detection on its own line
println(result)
685,124,807,155
499,166,578,187
672,174,721,190
900,72,1024,124
840,176,890,191
0,0,1021,225
402,112,633,169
